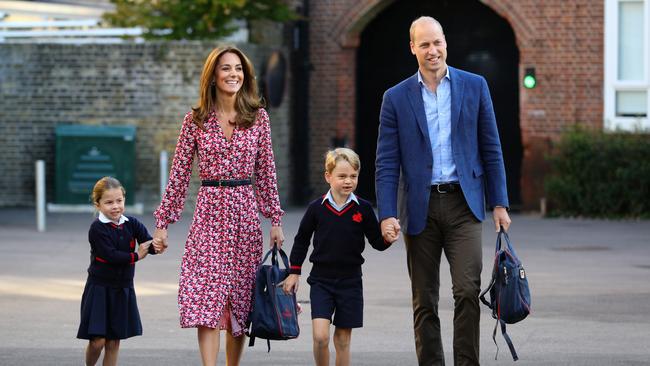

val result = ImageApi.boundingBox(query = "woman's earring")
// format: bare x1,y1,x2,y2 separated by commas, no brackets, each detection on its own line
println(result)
210,81,216,86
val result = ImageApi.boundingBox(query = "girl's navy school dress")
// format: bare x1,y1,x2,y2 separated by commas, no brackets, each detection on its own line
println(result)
77,213,154,340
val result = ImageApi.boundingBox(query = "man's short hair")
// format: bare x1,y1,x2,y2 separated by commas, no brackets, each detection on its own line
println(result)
409,16,444,41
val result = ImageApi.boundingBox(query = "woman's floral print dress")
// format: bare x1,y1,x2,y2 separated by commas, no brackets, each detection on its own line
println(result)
154,108,283,336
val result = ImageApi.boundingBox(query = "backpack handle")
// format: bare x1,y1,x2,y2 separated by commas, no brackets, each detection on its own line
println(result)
496,226,519,259
260,244,290,270
483,227,518,308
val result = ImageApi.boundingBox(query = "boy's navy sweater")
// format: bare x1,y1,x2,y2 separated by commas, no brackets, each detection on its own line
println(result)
289,195,391,279
86,215,154,287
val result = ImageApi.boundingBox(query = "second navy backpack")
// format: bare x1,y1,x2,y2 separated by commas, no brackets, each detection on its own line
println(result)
480,227,531,361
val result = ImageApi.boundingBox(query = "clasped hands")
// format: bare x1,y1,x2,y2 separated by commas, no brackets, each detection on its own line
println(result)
152,228,169,254
381,217,401,243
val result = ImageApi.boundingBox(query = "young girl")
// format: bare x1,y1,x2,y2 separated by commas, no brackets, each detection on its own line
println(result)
77,176,154,366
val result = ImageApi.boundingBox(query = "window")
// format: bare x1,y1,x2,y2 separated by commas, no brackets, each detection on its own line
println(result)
605,0,649,130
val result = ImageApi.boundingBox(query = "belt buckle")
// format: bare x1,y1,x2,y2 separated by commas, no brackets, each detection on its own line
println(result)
436,184,447,194
217,180,224,187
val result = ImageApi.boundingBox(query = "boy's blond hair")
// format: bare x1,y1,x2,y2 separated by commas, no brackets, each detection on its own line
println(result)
324,148,360,174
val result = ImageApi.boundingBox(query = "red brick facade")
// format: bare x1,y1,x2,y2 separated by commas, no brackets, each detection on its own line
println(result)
308,0,604,210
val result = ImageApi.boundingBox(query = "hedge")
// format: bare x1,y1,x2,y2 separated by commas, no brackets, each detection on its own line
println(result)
545,127,650,218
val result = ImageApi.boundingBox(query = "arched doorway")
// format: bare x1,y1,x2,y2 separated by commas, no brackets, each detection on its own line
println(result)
356,0,522,207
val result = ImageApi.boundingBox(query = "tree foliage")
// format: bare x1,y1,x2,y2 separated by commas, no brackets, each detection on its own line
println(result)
103,0,296,40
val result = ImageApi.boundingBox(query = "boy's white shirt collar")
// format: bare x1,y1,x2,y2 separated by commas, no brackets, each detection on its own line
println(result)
322,190,359,211
98,212,129,225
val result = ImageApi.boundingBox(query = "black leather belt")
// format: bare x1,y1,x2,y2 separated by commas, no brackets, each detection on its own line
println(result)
202,179,252,187
433,182,460,193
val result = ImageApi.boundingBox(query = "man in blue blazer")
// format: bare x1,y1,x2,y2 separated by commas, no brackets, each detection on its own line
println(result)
375,16,511,365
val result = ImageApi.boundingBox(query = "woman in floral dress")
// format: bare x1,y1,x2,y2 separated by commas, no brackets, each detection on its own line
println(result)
152,46,285,366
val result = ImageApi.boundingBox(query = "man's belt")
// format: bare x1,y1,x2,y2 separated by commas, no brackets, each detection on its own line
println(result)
433,182,460,193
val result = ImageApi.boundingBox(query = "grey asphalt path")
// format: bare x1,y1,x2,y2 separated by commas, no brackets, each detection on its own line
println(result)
1,207,649,365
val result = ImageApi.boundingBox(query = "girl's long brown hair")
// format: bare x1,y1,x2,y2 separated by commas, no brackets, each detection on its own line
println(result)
192,46,264,130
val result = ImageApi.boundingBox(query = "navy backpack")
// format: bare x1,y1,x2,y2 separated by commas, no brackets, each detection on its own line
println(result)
246,245,300,351
480,227,531,361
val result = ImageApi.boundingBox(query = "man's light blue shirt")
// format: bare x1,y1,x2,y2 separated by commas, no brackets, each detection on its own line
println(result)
418,68,458,184
322,190,359,211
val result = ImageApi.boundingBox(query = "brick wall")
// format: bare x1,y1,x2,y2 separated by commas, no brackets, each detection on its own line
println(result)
0,42,291,210
486,0,604,209
308,0,604,209
306,1,361,197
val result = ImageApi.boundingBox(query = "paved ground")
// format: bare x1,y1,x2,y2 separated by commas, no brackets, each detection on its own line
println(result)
1,207,649,365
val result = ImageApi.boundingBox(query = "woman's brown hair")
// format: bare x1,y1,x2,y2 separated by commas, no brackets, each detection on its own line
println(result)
192,46,264,130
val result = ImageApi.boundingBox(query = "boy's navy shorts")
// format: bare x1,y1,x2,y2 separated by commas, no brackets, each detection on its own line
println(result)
307,275,363,328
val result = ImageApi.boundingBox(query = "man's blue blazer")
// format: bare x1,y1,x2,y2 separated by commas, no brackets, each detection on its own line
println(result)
375,67,509,235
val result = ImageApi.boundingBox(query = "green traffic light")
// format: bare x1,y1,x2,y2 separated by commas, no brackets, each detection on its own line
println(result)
523,75,536,89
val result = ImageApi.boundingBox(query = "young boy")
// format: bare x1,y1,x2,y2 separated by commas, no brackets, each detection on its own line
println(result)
283,148,398,366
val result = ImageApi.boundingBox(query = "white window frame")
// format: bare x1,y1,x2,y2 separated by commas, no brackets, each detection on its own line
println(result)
604,0,650,131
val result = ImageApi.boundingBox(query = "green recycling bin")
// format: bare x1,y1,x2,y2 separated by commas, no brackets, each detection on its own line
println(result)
55,125,136,205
